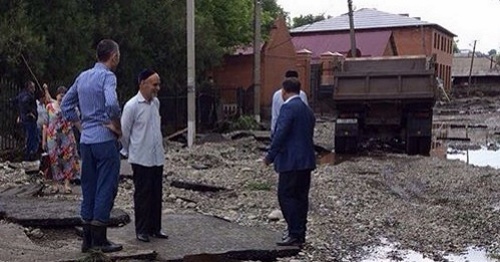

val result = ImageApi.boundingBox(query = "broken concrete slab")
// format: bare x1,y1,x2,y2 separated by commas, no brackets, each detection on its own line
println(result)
0,222,64,262
56,249,158,262
7,160,40,173
0,223,156,262
0,196,129,227
0,184,44,198
107,213,299,261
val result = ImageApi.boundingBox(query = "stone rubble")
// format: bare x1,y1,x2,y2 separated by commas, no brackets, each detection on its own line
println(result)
1,96,500,261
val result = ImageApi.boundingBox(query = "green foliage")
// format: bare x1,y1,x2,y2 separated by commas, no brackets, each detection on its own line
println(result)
0,0,47,83
453,40,460,53
77,249,111,262
229,115,260,131
0,0,284,102
292,14,328,28
246,181,272,191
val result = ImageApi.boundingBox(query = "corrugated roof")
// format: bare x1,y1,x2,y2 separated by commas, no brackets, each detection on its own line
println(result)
291,8,455,36
292,30,393,59
452,56,500,77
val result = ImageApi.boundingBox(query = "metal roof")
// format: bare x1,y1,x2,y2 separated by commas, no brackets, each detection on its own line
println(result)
292,30,393,59
452,56,500,77
291,8,455,37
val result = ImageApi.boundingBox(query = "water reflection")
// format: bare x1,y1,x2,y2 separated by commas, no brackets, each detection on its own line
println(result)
447,146,500,169
362,238,496,262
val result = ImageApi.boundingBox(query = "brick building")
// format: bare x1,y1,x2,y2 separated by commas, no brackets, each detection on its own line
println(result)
291,8,456,90
211,16,304,119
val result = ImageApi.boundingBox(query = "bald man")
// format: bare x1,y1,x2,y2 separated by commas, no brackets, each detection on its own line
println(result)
120,69,168,243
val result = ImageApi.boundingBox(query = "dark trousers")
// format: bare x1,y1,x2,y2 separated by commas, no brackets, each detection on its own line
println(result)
80,141,120,224
22,121,38,161
278,170,311,239
131,164,163,235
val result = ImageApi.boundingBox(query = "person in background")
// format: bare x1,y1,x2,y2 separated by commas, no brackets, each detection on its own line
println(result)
264,78,316,247
12,81,39,161
36,88,49,148
61,39,123,253
121,69,168,242
42,86,80,194
270,70,308,135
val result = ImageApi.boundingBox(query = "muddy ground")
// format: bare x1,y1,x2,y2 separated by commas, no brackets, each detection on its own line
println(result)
2,95,500,261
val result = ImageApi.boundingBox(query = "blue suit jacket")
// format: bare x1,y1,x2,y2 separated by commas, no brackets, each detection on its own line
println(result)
265,96,316,173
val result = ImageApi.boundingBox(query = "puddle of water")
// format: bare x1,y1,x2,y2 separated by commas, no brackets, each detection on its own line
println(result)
447,146,500,169
317,151,354,165
362,238,496,262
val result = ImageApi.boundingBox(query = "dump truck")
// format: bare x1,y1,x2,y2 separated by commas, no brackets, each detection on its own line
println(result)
331,55,438,155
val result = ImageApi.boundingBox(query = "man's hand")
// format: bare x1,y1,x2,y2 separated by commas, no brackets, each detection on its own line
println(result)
43,83,48,90
263,157,271,166
105,120,122,139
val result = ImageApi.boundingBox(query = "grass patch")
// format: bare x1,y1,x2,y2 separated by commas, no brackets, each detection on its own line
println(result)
229,115,260,131
78,250,112,262
246,181,272,191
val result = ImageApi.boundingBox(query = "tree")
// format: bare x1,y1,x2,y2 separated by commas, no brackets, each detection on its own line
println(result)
292,14,328,28
488,49,497,56
0,0,46,85
0,0,286,100
453,40,460,53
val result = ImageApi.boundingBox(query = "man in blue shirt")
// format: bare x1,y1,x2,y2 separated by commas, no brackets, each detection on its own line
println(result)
61,39,123,253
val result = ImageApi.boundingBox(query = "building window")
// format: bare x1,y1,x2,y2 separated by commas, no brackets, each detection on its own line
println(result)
434,32,437,49
437,35,441,51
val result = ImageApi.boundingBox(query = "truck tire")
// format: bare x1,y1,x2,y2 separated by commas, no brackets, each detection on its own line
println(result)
406,136,419,155
418,136,432,156
335,136,346,154
335,136,357,154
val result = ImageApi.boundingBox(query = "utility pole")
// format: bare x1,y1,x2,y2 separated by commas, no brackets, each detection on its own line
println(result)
187,0,196,147
467,40,477,91
347,0,357,57
253,0,261,122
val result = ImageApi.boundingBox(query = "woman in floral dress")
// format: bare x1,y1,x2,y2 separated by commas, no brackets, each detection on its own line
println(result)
42,86,80,194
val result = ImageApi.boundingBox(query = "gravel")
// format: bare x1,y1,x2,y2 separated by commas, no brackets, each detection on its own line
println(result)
1,96,500,261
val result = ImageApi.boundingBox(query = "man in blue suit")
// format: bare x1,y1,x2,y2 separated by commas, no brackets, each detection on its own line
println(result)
264,78,316,247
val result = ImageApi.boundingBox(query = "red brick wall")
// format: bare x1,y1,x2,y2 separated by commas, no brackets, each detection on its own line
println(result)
392,26,454,90
212,17,297,119
262,17,298,107
212,55,253,104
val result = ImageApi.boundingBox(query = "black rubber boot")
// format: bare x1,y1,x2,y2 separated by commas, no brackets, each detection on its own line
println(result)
81,224,92,253
91,225,123,253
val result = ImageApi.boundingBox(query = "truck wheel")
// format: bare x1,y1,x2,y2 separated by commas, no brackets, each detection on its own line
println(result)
335,136,357,154
406,136,418,155
335,136,346,154
418,136,432,156
346,137,358,154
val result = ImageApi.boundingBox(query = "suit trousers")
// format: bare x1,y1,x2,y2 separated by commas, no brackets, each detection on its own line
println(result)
80,141,120,224
131,164,163,235
278,170,311,239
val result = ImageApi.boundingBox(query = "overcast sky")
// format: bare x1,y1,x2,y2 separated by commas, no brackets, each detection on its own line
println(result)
276,0,500,54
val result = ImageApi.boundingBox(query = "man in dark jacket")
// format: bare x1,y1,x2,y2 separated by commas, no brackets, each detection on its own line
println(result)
264,78,316,247
12,81,38,160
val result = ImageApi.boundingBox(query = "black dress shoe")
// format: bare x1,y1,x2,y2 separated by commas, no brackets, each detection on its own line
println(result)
276,236,304,247
150,230,169,239
136,234,150,242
